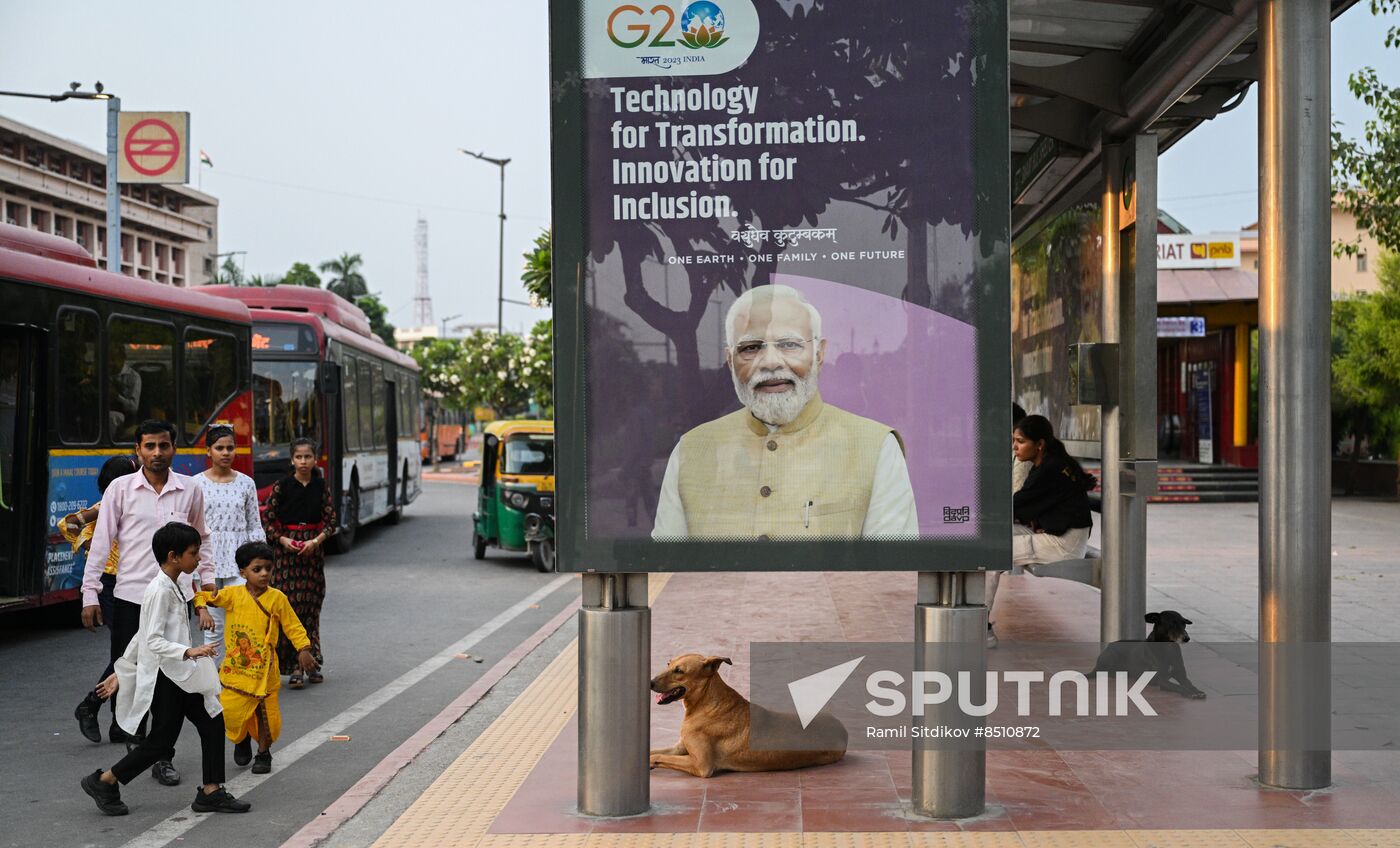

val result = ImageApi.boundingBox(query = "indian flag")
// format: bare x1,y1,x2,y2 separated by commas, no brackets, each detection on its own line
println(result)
199,149,213,167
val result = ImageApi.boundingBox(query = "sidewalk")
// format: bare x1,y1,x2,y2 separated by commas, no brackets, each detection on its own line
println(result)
355,502,1400,847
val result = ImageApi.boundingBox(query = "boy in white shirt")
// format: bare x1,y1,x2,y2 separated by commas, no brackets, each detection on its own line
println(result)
80,522,251,816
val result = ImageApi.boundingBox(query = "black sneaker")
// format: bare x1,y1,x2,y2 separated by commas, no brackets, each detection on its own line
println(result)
192,786,251,813
151,760,180,786
81,770,129,816
74,692,102,744
234,737,252,767
251,750,272,774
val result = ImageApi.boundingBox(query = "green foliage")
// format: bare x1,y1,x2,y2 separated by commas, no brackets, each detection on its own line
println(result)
245,273,281,287
411,338,472,409
355,293,397,346
1332,0,1400,255
320,253,369,300
1332,253,1400,471
214,257,244,286
282,262,322,288
522,230,552,308
525,320,554,417
451,329,552,418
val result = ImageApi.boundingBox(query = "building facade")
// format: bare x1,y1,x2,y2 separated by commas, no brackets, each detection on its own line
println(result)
0,115,218,286
1155,206,1386,469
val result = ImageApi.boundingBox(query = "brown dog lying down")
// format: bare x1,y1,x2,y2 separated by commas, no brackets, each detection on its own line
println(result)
649,653,847,778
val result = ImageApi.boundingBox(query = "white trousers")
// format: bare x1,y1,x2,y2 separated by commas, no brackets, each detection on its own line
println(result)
1011,523,1090,566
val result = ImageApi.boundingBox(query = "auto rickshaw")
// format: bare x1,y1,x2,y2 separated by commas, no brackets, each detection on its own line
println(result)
471,420,555,571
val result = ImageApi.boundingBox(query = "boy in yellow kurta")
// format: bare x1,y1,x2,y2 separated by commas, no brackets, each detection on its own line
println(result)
195,541,317,774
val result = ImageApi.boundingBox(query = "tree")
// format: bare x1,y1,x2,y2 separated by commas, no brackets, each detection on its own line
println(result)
411,338,472,409
355,293,397,346
522,320,553,417
320,253,369,300
245,273,282,287
214,256,244,286
452,330,550,418
1332,0,1400,255
282,262,322,288
522,230,552,307
1332,252,1400,493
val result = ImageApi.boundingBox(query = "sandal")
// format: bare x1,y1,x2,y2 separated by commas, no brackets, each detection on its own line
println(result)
307,669,324,684
288,673,304,690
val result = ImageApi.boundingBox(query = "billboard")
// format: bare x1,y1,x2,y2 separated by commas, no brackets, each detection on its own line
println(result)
1010,202,1104,451
550,0,1009,571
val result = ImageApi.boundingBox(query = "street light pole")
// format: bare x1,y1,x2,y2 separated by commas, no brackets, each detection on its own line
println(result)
459,149,511,335
440,313,462,338
105,95,121,273
0,82,120,272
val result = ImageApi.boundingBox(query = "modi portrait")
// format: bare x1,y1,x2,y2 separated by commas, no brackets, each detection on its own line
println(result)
652,284,919,540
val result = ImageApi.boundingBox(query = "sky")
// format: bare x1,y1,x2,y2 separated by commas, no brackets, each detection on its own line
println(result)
1,1,1397,331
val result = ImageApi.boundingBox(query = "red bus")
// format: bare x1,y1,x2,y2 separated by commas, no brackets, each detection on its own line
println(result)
201,286,422,552
0,224,253,613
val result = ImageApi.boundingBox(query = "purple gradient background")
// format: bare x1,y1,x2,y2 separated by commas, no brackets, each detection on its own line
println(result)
774,274,978,537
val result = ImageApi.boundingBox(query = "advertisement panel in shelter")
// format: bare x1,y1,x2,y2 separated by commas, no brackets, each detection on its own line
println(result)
550,0,1010,571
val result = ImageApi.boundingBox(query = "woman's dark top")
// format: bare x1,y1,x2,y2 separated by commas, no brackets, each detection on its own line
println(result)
271,473,329,525
1013,453,1094,535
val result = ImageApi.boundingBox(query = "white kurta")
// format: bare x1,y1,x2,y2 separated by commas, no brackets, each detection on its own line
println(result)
653,432,919,538
113,572,222,734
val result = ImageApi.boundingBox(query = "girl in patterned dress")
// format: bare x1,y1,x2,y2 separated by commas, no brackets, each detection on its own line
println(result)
262,438,336,689
196,425,266,664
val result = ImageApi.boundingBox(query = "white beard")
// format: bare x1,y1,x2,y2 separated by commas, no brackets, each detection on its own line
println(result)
732,360,820,427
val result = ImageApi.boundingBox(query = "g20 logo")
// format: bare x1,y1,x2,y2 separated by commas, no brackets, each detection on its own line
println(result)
607,1,730,49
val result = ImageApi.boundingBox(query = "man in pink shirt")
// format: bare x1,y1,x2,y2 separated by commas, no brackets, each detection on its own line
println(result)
75,420,215,788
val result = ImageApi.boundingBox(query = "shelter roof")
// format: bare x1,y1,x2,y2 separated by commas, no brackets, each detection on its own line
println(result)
1011,0,1360,237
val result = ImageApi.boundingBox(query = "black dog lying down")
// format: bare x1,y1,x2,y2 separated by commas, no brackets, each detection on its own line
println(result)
1092,611,1207,699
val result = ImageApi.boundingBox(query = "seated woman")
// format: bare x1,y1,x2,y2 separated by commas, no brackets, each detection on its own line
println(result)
1011,414,1095,566
987,414,1095,648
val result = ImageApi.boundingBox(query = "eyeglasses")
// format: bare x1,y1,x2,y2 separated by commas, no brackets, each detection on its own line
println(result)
731,337,818,362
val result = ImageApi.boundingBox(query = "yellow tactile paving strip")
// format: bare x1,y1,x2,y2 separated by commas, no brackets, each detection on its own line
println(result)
370,572,1397,848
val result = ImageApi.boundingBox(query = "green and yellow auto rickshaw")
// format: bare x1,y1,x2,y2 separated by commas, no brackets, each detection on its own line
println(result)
471,420,555,571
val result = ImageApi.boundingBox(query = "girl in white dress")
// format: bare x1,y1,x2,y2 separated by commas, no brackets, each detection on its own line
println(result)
196,425,266,663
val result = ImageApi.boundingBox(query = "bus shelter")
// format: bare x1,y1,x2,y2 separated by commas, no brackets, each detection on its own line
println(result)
550,0,1346,818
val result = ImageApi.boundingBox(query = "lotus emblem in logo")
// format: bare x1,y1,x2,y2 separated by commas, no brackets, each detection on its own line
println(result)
679,1,728,49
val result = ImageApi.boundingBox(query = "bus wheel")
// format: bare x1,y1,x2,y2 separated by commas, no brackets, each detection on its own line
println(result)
472,530,486,561
530,539,554,572
331,482,360,554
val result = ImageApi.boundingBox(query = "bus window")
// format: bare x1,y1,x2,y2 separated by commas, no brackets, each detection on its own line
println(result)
343,354,360,451
371,363,385,448
56,308,100,444
109,317,175,444
183,329,238,443
252,360,318,462
357,359,373,451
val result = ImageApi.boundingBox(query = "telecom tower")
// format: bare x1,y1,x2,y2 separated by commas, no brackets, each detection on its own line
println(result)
412,217,434,328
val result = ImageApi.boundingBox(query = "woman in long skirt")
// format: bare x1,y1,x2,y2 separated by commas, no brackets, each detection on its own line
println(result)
263,437,337,688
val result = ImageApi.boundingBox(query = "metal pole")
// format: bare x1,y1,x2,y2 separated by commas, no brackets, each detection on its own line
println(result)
106,96,121,274
497,162,507,336
578,573,650,816
1099,142,1125,643
1098,135,1156,645
911,571,985,819
1258,0,1331,791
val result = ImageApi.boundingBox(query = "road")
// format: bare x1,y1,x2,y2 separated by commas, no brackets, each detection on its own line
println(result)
0,479,578,848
